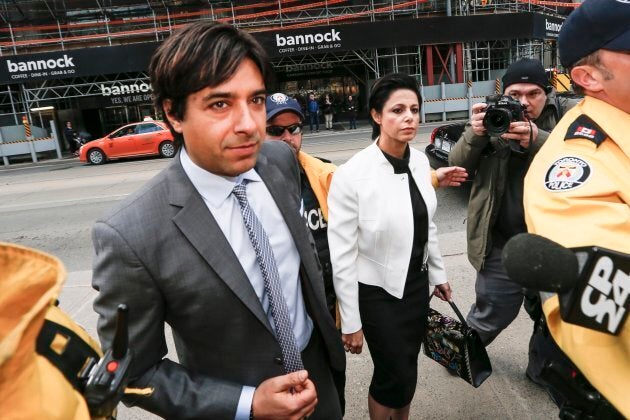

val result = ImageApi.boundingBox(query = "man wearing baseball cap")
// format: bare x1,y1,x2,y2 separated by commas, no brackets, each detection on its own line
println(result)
266,93,338,326
265,92,346,412
524,0,630,417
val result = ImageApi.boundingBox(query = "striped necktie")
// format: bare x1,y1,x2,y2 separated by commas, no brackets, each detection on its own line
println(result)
232,181,304,373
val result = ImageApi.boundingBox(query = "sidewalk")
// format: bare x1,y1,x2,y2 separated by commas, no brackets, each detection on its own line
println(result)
61,232,558,420
302,118,372,135
0,151,78,171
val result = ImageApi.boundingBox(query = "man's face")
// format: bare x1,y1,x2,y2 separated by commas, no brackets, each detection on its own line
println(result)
309,94,314,100
504,83,547,120
266,111,303,156
165,58,266,177
596,50,630,114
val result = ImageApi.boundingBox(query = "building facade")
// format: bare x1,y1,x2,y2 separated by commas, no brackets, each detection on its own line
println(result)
0,0,575,154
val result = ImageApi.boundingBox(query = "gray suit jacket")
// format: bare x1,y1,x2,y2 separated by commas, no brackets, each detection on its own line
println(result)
92,141,344,419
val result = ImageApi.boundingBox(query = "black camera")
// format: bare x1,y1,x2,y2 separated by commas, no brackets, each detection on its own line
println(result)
482,94,526,136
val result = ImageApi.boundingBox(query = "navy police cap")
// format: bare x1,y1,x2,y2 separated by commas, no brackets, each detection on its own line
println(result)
559,0,630,67
266,93,304,121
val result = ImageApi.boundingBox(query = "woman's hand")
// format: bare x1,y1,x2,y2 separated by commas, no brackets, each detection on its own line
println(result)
342,329,364,354
433,282,452,302
436,166,468,188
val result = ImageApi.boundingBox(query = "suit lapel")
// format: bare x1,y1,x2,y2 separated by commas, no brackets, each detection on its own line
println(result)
256,154,310,268
166,158,273,334
256,152,328,306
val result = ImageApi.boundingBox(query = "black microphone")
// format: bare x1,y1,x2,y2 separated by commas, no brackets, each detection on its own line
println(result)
501,233,579,293
502,233,630,335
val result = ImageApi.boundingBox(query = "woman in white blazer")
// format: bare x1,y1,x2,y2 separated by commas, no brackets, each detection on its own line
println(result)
328,73,453,420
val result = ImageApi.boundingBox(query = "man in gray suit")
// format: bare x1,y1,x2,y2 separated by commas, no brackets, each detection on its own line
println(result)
91,22,344,420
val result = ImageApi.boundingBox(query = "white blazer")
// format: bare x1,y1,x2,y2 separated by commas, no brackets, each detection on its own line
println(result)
328,142,447,334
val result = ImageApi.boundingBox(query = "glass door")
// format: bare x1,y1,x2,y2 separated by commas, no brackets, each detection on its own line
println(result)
137,104,155,120
100,107,129,135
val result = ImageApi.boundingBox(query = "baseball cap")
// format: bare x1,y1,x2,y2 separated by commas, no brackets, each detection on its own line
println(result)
559,0,630,68
501,58,548,91
266,93,304,121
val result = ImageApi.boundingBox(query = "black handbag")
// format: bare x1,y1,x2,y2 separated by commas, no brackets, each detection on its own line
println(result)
423,296,493,387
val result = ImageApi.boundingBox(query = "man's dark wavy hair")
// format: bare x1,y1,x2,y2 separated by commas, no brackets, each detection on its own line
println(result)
149,21,272,148
368,73,422,140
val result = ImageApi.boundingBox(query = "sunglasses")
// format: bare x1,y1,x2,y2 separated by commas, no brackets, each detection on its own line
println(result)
266,124,303,137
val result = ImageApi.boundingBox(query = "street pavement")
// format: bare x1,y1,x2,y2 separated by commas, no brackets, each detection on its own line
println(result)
0,122,558,419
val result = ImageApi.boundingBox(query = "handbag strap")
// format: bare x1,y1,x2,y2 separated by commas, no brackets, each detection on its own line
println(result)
429,294,471,328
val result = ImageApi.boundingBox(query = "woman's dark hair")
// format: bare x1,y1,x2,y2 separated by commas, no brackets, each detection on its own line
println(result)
149,21,272,147
368,73,422,140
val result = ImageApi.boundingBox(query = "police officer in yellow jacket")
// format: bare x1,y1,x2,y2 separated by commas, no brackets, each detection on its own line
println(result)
524,0,630,417
0,242,104,419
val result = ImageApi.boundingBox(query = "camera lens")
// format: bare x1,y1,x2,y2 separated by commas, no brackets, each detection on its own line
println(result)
483,108,512,136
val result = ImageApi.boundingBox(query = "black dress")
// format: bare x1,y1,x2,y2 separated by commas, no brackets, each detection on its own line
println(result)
358,146,430,408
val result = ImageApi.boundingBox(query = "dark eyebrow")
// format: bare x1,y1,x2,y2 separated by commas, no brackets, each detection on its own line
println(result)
202,88,267,102
390,102,419,107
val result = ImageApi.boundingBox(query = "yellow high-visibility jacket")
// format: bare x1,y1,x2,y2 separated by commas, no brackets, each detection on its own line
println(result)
0,242,102,420
524,96,630,418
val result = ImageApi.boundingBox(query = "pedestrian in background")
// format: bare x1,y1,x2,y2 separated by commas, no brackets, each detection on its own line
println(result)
64,121,77,155
307,93,320,132
346,95,357,130
323,94,334,130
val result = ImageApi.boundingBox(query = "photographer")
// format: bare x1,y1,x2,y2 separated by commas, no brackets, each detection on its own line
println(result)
449,58,579,384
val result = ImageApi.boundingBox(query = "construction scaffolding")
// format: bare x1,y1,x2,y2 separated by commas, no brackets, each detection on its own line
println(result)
0,0,577,131
0,0,574,54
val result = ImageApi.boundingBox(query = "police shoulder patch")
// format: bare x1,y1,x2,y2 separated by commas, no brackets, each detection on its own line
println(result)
565,114,608,146
543,156,592,192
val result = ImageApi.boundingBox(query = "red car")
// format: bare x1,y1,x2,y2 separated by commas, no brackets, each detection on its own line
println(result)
79,120,176,165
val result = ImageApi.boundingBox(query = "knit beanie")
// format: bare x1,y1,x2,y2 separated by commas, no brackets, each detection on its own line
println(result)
501,58,548,91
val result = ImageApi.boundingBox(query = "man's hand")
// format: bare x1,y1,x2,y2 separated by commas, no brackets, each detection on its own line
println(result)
252,370,318,420
342,329,363,354
470,102,488,136
433,282,453,302
436,166,468,187
501,120,538,149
